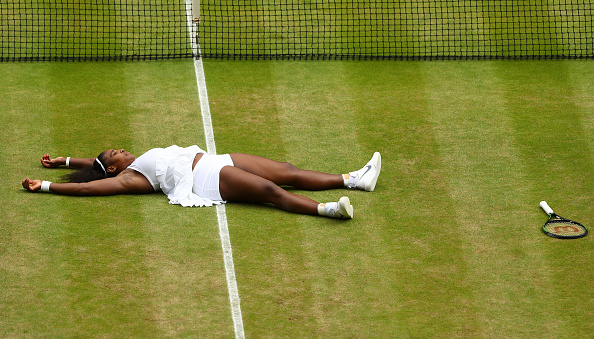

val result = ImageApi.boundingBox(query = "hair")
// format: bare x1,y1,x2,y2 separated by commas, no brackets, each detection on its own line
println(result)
62,152,114,183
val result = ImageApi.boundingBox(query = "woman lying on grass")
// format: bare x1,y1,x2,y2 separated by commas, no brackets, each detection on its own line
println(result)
22,145,381,219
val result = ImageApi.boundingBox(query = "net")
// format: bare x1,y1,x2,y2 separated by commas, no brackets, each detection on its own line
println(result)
199,0,593,60
1,0,592,61
0,0,193,61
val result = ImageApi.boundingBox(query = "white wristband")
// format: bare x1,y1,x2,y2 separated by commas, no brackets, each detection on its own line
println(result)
41,181,52,192
65,157,71,167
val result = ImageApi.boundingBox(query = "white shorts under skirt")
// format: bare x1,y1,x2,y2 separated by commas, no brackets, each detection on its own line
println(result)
192,153,235,202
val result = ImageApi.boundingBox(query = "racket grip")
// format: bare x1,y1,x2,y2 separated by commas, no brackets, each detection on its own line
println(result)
540,201,554,216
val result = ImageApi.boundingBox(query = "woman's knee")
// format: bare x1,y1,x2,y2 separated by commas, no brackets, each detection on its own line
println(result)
281,161,300,172
257,180,285,202
276,161,302,182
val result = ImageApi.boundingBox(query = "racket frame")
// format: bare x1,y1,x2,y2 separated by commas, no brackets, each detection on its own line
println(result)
540,201,588,239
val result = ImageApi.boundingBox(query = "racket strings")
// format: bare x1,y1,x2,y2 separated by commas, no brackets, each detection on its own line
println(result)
544,220,587,237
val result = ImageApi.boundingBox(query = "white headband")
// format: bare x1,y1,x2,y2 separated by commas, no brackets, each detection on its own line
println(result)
95,158,107,175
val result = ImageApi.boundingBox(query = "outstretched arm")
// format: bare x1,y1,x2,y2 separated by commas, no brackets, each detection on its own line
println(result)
41,154,95,168
22,169,154,196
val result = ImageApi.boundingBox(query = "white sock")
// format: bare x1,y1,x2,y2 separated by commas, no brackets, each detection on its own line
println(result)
318,203,326,216
347,170,359,189
342,174,349,187
317,202,339,217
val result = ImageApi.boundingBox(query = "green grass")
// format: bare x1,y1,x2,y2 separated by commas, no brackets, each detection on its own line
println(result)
1,59,594,338
0,61,231,337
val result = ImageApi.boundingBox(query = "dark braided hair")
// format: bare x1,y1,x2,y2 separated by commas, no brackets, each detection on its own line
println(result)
62,151,115,183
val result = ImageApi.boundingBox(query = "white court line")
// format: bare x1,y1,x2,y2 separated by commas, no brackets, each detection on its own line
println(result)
184,2,245,338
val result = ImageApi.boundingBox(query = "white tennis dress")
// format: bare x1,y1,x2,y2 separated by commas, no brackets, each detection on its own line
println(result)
128,145,234,207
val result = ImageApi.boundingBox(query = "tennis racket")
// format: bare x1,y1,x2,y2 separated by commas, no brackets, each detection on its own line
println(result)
540,201,588,239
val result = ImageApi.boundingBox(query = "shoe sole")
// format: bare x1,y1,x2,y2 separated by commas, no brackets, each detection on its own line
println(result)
338,196,354,219
366,152,381,192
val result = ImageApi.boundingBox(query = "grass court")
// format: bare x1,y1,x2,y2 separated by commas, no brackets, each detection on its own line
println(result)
1,59,594,337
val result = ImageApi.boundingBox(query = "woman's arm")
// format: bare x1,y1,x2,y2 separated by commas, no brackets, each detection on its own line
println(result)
41,154,95,168
22,169,154,196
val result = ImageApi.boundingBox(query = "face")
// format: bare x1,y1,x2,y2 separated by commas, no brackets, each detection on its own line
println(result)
102,149,135,174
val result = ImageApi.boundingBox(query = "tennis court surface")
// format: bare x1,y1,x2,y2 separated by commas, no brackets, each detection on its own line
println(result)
2,1,593,338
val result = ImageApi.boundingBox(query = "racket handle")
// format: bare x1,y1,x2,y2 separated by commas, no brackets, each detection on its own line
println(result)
540,201,554,216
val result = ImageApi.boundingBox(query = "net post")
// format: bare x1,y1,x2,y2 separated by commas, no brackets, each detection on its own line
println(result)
192,0,200,59
192,0,200,23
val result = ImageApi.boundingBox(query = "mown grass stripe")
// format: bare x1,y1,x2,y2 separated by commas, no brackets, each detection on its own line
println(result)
347,61,479,337
47,63,158,336
496,60,594,337
126,60,235,336
271,61,363,336
0,63,57,337
424,61,555,337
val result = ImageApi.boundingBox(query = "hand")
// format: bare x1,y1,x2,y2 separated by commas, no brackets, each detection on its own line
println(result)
41,154,65,168
22,178,42,192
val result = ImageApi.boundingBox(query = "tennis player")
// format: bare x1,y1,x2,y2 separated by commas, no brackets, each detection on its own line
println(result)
22,145,381,219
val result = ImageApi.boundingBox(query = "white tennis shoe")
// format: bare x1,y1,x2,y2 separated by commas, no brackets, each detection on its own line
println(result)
337,196,354,219
348,152,381,191
319,196,354,219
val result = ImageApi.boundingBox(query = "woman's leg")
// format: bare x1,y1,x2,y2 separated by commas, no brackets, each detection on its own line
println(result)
218,165,320,215
229,153,344,190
